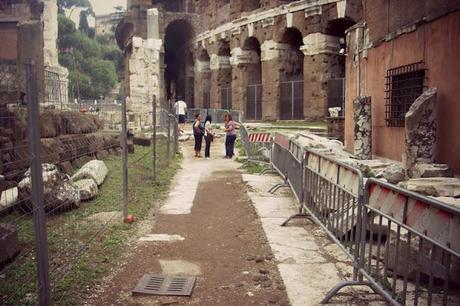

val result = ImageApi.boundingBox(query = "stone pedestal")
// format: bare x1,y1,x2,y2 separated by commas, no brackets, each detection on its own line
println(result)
230,48,261,116
210,54,231,109
404,87,438,175
301,33,342,120
353,96,372,159
326,117,345,143
260,40,291,121
128,37,162,130
194,60,211,108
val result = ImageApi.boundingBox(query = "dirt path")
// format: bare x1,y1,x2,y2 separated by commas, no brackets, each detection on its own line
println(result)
91,141,290,305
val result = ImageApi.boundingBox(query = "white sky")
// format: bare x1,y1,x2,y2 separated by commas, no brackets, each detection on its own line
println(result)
89,0,127,15
66,1,127,27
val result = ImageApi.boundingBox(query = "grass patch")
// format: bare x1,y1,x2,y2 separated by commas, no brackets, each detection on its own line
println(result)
239,162,269,174
0,145,182,305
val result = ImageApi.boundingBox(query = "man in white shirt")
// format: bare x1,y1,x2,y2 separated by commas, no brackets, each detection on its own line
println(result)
174,96,187,132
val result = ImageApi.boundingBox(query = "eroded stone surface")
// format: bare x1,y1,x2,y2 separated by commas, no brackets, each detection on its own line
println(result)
72,160,108,186
18,164,80,212
74,179,99,201
353,96,372,160
405,88,437,175
403,177,460,197
412,163,453,179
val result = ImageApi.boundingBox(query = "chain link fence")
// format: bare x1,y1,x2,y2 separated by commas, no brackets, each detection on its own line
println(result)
0,61,180,305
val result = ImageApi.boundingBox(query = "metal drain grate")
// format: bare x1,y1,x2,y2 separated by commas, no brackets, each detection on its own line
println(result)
132,274,196,296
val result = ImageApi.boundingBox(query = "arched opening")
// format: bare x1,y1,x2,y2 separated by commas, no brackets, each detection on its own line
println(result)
279,27,304,120
243,37,262,120
325,18,356,116
216,40,232,110
164,19,194,105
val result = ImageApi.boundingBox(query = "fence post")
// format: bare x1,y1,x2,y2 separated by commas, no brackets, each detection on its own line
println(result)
152,95,157,181
121,97,129,220
26,59,51,306
174,117,179,154
167,112,171,166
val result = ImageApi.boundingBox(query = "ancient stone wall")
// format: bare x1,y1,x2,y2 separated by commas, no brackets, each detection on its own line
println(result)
0,107,120,193
119,0,359,121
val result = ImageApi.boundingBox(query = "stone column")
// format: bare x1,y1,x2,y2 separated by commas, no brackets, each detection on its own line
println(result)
353,96,372,160
194,60,211,108
301,33,342,120
405,88,437,175
147,8,159,40
260,40,291,121
127,37,162,130
230,47,261,115
210,54,231,109
43,0,69,108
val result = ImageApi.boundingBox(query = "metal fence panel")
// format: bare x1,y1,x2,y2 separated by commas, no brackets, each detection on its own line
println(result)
357,179,460,306
246,84,262,120
280,80,304,120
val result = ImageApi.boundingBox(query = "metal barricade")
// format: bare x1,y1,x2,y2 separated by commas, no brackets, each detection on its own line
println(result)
354,179,460,306
303,148,364,264
268,137,460,305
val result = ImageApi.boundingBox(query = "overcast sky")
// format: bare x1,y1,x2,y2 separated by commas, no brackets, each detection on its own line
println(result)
89,0,126,15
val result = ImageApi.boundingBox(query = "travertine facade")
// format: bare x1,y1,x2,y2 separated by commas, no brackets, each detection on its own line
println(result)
117,0,362,123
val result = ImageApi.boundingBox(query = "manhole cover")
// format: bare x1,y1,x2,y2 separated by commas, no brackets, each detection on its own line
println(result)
132,274,196,296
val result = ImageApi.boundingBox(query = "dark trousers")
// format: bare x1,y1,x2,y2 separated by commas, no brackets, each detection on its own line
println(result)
205,136,212,158
194,134,203,152
225,134,237,158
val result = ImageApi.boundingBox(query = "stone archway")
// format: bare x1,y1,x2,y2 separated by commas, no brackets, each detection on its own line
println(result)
242,37,262,120
279,27,304,120
164,19,195,104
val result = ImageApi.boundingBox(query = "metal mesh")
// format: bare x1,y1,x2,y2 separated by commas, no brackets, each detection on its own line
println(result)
246,84,262,120
280,80,304,120
220,86,232,110
385,61,426,127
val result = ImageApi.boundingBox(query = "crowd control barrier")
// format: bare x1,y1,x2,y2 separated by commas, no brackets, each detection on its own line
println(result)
268,139,460,305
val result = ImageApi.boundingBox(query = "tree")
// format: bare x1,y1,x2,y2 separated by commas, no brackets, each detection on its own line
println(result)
78,10,90,35
58,14,124,99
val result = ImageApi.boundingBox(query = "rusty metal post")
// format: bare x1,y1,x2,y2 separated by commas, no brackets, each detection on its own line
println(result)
121,97,129,220
152,95,157,181
26,59,51,306
167,112,171,166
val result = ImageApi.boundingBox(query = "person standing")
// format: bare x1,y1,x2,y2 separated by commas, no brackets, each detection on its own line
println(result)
174,96,187,132
204,115,214,160
224,114,237,159
193,114,204,158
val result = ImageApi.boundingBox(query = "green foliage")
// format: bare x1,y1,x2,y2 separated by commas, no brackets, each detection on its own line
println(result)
58,14,123,99
78,10,90,35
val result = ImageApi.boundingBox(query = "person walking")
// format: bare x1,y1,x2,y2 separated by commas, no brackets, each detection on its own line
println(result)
204,115,214,160
174,96,187,133
193,114,204,158
224,114,237,159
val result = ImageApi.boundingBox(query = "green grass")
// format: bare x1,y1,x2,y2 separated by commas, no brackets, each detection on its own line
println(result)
239,162,269,174
0,145,182,305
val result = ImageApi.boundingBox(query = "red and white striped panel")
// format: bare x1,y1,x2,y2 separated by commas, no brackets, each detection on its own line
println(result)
274,132,290,149
249,133,272,143
368,182,460,253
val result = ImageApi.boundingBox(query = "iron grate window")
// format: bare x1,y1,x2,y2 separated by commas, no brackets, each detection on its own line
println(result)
385,61,426,127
